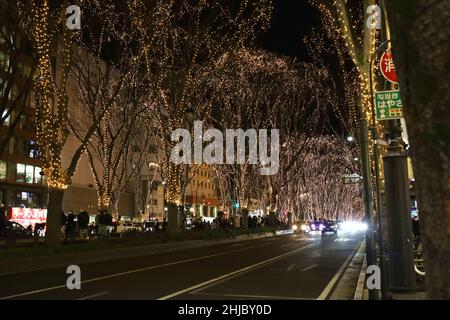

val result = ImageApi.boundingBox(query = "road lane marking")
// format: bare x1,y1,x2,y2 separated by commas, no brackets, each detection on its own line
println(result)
300,264,318,272
316,242,362,300
286,264,295,271
0,243,270,300
77,291,109,300
157,243,315,300
230,243,245,247
189,291,314,300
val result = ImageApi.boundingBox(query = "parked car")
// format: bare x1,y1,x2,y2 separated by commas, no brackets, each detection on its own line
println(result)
0,221,33,239
143,220,162,232
122,221,142,232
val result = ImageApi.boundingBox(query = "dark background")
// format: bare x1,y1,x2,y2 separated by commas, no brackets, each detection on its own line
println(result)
259,1,319,61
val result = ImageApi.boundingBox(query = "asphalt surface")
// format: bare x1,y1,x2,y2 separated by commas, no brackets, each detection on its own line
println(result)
0,231,363,300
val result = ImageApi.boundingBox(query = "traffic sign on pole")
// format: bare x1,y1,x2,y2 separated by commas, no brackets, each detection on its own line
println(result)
380,49,398,84
375,90,404,120
342,173,362,184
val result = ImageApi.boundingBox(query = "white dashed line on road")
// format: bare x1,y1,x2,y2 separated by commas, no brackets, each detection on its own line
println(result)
77,291,109,300
300,264,318,272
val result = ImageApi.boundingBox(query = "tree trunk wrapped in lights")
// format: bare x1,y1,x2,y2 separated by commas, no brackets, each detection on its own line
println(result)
18,0,141,244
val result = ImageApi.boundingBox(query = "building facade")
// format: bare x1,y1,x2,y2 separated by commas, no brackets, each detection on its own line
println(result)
185,165,220,219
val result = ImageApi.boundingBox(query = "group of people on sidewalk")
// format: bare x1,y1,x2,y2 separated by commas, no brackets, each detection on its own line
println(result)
183,214,270,231
60,209,113,241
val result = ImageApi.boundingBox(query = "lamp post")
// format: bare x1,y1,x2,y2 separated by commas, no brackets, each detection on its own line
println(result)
369,39,390,300
370,39,415,294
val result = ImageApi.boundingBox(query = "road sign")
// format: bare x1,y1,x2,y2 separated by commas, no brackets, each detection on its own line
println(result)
342,173,362,184
380,50,398,83
375,90,404,120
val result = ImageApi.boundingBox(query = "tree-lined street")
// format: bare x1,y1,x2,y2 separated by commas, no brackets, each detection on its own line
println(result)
0,0,448,302
0,233,362,300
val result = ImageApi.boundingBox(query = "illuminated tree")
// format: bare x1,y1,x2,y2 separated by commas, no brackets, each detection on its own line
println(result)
287,136,363,222
18,0,139,244
70,52,151,215
202,49,333,226
130,0,273,232
310,0,377,126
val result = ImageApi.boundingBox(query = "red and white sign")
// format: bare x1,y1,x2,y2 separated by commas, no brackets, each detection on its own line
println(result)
8,207,47,228
380,49,398,83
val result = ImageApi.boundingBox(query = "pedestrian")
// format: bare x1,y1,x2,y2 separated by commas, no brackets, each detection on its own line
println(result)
116,215,124,238
66,211,76,242
78,209,90,240
98,210,108,238
104,211,113,237
60,211,67,240
95,210,101,237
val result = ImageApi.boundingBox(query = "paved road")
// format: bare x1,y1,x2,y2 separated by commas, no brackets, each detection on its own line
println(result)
0,232,363,300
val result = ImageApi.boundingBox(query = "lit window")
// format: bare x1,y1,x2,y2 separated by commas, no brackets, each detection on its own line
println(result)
25,165,33,183
0,160,6,179
34,167,42,184
16,163,42,184
16,163,25,182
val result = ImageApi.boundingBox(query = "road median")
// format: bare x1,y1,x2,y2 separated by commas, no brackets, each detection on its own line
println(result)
0,228,277,275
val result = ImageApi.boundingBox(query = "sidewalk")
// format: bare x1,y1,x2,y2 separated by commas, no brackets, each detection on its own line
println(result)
0,232,275,275
329,241,366,300
350,245,427,300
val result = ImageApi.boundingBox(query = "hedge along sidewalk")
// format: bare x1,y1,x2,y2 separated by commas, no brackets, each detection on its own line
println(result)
0,228,276,275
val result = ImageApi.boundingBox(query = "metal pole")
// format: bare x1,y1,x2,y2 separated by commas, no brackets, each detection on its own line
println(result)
383,139,416,291
369,39,391,300
358,115,378,300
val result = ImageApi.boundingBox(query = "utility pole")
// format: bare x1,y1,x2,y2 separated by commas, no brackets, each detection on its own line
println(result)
358,114,378,300
383,123,416,291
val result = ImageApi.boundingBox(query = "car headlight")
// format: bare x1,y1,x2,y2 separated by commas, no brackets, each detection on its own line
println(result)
300,224,307,231
293,225,298,231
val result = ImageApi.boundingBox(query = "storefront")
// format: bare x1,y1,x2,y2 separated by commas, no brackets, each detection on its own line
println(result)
7,207,47,229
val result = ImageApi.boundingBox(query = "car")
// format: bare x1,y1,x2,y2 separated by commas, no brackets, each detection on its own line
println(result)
143,220,161,232
0,221,33,239
293,221,309,234
308,221,324,233
122,221,142,232
321,220,338,235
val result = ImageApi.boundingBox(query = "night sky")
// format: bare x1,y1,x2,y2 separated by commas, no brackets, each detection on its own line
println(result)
259,1,320,61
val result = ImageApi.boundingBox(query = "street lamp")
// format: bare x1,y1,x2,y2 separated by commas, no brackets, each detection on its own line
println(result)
346,135,354,143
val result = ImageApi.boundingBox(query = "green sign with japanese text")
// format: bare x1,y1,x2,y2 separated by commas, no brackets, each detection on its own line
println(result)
375,90,404,120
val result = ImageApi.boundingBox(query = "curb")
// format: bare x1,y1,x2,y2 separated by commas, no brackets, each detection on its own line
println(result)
0,232,277,275
354,253,367,300
326,240,366,300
